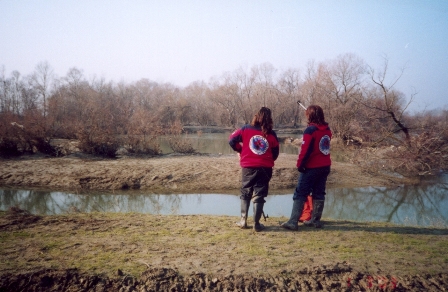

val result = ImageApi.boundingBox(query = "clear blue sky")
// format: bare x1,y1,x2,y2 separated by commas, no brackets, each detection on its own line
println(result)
1,0,447,112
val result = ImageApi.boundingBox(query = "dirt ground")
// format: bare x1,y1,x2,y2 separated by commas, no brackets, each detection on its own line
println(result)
2,266,447,292
1,153,445,291
0,153,415,193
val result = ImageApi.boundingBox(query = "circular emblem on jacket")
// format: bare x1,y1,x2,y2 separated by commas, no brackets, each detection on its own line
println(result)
319,135,331,155
249,135,269,155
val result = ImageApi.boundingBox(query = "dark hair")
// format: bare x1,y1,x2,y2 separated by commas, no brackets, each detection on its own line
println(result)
251,107,273,136
306,105,327,125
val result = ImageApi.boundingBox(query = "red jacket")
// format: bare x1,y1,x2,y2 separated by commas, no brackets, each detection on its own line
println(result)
229,125,279,168
297,123,332,169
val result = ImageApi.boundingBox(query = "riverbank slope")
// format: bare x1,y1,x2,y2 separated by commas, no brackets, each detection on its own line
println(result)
0,153,415,193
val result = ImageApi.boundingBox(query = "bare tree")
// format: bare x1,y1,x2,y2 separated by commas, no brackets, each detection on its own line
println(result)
251,62,278,109
350,57,448,176
277,68,302,127
302,54,366,143
183,81,214,126
132,78,158,110
366,56,414,143
233,66,256,124
209,72,240,127
0,65,7,113
30,61,54,118
10,71,24,115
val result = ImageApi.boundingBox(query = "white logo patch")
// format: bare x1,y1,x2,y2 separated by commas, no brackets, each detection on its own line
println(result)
319,135,331,155
249,135,269,155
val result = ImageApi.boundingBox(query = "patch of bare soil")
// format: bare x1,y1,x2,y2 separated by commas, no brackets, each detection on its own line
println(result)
0,153,414,193
2,266,447,291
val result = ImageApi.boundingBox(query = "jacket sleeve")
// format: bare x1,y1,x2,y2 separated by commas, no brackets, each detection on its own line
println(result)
296,133,314,169
272,146,279,161
228,129,243,153
271,132,280,161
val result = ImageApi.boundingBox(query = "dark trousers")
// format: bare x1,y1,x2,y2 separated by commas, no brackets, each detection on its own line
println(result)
240,167,273,203
293,166,330,201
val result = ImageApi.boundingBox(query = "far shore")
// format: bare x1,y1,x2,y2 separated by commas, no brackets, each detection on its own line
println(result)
0,153,418,193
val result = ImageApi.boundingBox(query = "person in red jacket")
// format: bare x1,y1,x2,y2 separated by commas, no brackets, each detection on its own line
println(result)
229,107,279,232
282,105,331,230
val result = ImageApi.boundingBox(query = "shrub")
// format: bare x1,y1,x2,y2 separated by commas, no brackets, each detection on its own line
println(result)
351,130,448,177
167,120,196,154
126,135,161,155
77,132,120,158
77,139,120,158
168,136,196,154
0,138,22,157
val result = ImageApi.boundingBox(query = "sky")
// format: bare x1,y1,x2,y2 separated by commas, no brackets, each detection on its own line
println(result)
1,0,447,112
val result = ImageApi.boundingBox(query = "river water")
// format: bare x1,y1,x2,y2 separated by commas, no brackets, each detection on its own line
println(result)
1,173,447,228
158,131,302,155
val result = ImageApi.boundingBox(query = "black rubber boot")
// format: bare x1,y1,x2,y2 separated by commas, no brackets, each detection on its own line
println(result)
304,200,325,228
253,202,265,232
281,199,305,231
235,199,250,228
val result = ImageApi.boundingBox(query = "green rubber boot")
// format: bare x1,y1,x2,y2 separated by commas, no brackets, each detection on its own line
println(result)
253,202,265,232
236,199,250,228
304,200,325,228
281,199,305,231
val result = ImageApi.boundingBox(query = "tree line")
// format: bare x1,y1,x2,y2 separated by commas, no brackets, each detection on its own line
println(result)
1,53,447,176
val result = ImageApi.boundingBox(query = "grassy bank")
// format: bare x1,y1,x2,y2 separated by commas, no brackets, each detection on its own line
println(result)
1,209,447,280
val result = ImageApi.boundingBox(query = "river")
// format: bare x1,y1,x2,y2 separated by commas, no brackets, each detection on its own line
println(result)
1,173,447,228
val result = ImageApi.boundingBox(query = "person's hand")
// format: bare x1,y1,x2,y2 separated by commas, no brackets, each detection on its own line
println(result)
298,166,306,173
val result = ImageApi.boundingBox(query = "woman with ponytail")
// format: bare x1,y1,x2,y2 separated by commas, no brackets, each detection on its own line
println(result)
229,107,280,232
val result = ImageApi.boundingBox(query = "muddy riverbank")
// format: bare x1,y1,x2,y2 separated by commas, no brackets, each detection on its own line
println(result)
0,153,415,193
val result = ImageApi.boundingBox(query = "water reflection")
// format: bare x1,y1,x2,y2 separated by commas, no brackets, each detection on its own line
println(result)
158,132,300,155
1,174,447,227
0,190,238,216
323,183,448,228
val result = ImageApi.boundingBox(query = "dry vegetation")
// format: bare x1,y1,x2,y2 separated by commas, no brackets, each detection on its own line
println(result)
1,55,448,178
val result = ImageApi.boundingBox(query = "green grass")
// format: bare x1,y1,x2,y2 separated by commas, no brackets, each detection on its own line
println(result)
1,212,447,278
